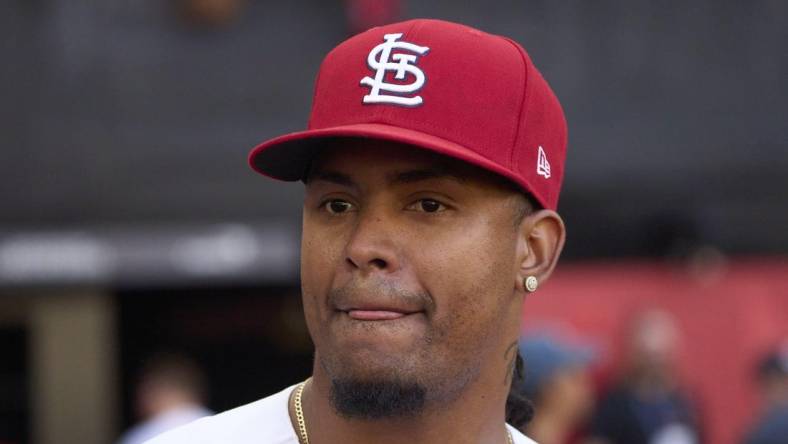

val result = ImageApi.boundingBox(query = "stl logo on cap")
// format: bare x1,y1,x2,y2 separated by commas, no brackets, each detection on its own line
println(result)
360,33,430,107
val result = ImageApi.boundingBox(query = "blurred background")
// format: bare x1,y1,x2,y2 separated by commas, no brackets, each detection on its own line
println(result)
0,1,786,444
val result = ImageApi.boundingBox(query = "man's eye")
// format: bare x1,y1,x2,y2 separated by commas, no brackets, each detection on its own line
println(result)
323,199,354,214
408,199,446,213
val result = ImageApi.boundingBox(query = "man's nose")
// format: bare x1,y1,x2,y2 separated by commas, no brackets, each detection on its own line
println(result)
344,211,401,274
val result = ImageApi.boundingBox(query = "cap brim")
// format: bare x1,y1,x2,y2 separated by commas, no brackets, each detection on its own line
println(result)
248,123,543,207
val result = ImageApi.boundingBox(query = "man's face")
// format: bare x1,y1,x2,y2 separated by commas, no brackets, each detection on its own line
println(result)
300,141,526,416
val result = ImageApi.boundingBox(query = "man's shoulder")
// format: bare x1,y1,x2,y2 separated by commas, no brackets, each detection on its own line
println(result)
508,424,538,444
144,384,299,444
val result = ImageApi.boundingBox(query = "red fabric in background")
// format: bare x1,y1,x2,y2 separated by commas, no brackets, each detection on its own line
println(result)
522,259,788,444
344,0,403,34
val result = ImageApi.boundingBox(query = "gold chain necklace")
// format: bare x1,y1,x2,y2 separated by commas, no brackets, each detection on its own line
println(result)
294,379,310,444
292,379,513,444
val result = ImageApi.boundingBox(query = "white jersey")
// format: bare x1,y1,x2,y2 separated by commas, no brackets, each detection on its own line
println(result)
118,405,213,444
145,384,537,444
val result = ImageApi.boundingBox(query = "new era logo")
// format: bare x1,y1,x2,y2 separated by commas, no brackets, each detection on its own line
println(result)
537,146,551,179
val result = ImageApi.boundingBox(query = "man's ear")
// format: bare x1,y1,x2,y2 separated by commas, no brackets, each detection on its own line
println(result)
515,209,566,292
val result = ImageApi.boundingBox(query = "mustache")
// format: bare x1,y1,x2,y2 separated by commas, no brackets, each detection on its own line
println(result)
328,279,434,312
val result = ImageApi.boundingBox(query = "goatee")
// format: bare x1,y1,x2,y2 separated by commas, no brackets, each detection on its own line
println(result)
329,378,426,419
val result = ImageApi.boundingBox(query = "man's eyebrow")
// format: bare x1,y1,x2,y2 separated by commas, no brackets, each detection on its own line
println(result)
389,168,467,185
307,170,358,189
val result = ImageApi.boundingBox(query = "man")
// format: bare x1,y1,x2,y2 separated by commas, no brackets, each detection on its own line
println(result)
588,310,702,444
148,18,567,444
518,331,595,444
118,353,212,444
743,343,788,444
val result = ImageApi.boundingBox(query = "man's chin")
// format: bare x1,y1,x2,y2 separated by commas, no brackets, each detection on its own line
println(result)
329,343,420,375
329,376,426,420
319,351,428,419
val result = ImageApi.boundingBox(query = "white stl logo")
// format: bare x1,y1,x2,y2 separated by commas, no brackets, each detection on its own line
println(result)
537,146,551,178
360,33,430,107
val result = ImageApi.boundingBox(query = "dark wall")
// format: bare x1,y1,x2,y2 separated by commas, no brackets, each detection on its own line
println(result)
0,327,28,444
2,0,786,258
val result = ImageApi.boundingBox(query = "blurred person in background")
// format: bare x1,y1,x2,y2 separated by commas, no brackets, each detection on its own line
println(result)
742,343,788,444
118,353,212,444
588,309,702,444
176,0,245,28
343,0,403,34
519,332,596,444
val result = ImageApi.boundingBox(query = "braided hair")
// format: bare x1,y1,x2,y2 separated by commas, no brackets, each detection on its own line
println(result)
505,349,534,431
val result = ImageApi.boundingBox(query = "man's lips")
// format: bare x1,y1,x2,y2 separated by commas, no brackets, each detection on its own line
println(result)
346,309,410,321
338,302,423,321
331,287,430,322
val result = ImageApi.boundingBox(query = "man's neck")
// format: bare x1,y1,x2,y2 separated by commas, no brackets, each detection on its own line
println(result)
292,373,512,444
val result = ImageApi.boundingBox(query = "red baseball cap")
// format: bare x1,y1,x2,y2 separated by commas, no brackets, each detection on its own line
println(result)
249,18,567,210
